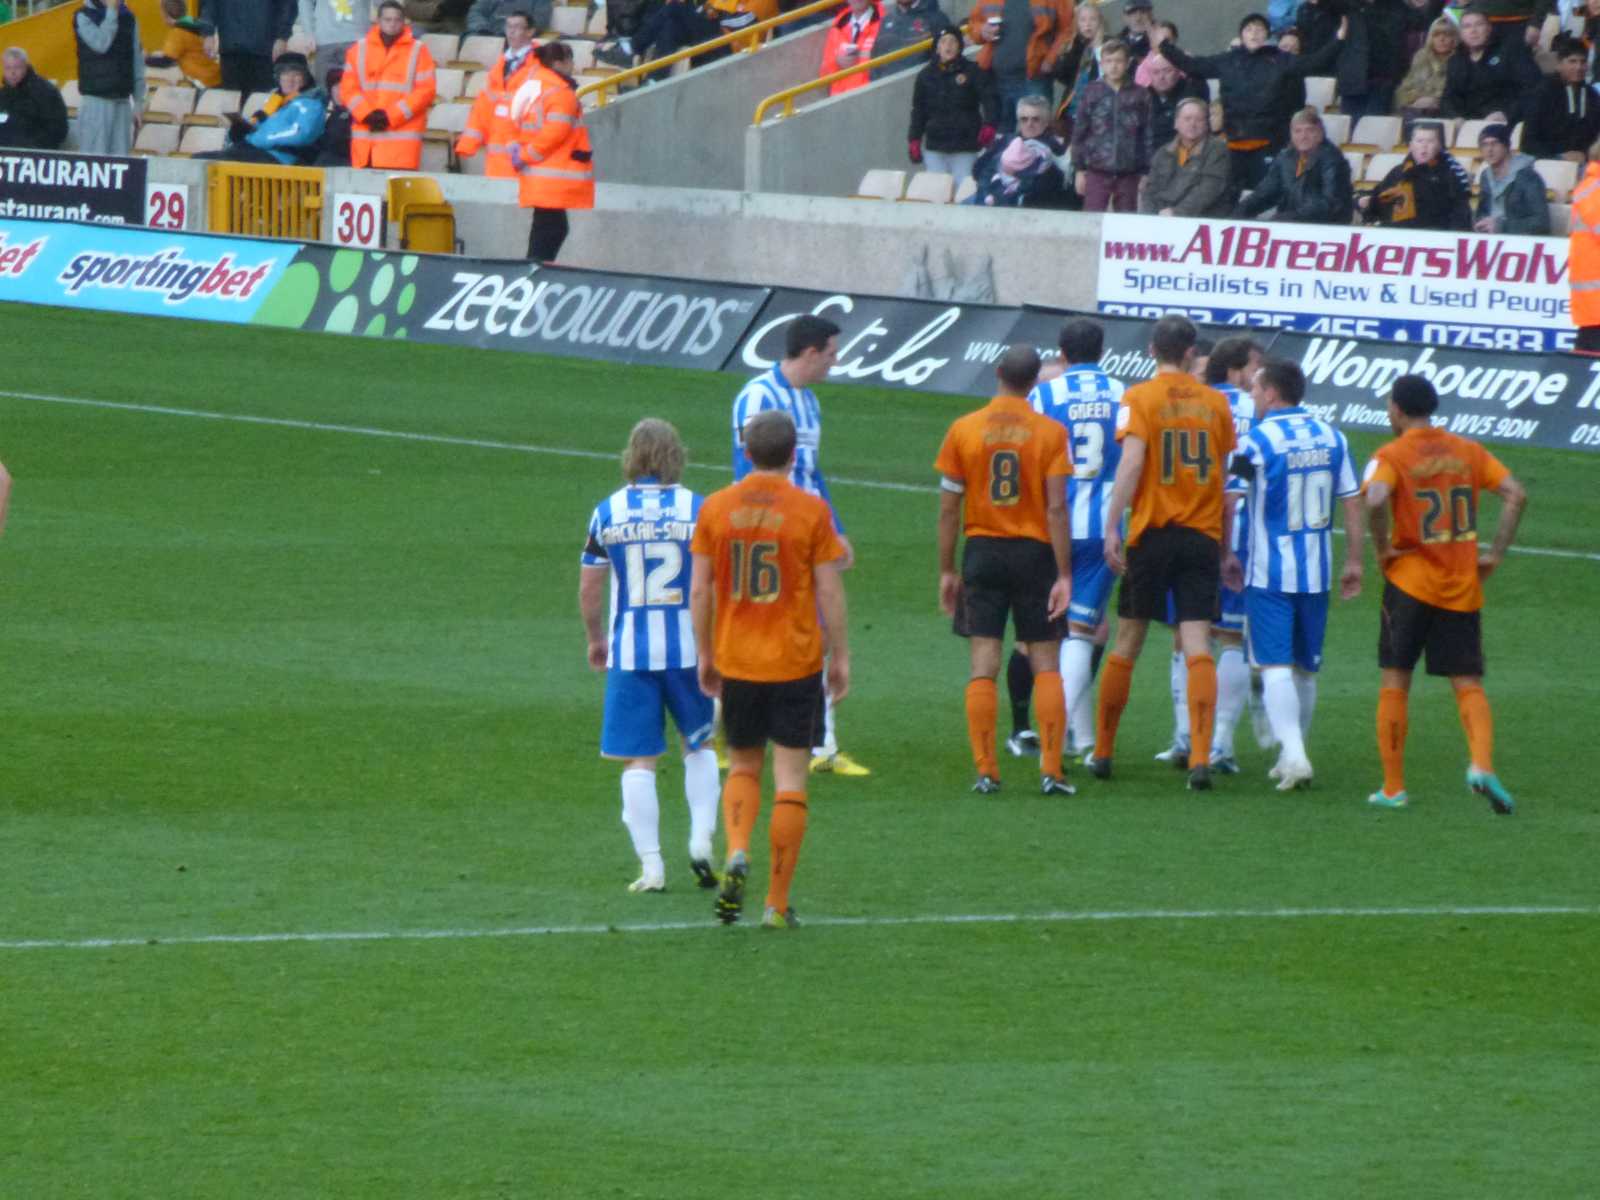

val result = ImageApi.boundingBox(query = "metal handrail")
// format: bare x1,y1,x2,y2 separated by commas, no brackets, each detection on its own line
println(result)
752,34,939,124
575,0,840,109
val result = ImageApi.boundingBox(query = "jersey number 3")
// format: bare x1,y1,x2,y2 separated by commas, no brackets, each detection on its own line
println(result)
729,539,781,602
989,450,1021,506
1160,429,1213,486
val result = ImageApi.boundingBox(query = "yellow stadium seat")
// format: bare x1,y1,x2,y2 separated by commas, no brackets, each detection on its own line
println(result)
387,175,460,254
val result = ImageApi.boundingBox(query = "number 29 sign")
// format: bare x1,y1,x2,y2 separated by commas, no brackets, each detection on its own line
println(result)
331,193,384,249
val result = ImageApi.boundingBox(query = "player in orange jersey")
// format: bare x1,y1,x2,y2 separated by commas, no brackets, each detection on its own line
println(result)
935,344,1075,796
689,410,850,929
1361,374,1527,813
1090,315,1238,791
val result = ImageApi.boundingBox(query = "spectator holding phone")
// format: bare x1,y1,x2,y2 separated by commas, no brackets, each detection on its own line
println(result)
821,0,882,94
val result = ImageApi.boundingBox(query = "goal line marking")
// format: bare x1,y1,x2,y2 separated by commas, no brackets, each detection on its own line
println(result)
3,904,1595,952
4,389,1597,560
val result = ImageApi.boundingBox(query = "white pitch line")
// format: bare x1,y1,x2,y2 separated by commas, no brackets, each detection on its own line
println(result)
2,389,1597,554
2,904,1595,952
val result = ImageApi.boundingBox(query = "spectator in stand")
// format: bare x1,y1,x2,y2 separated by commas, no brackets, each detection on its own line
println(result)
146,0,221,89
602,0,662,47
198,52,326,163
512,40,593,261
633,0,726,75
1277,27,1302,54
1474,121,1553,232
1134,20,1178,85
201,0,296,97
1524,35,1600,159
909,23,997,181
1141,95,1234,216
1442,8,1541,123
339,0,436,170
1051,1,1103,138
1141,44,1206,147
1395,16,1459,118
314,65,352,164
1474,0,1546,47
1570,140,1600,350
1269,0,1303,32
295,0,373,90
1300,0,1426,124
1152,13,1346,191
468,0,555,37
1070,39,1151,211
820,0,882,94
456,9,538,177
872,0,948,79
74,0,144,156
1118,0,1154,66
970,93,1069,205
1234,106,1354,222
1361,119,1472,228
970,0,1061,133
0,48,68,150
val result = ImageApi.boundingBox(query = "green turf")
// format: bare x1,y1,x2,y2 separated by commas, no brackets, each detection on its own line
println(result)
2,304,1596,1198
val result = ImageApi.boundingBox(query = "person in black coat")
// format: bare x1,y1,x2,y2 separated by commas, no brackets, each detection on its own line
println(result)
0,49,68,150
1522,35,1600,160
1441,8,1542,122
1234,106,1355,223
1298,0,1429,123
909,24,998,182
1143,49,1208,149
1360,120,1472,230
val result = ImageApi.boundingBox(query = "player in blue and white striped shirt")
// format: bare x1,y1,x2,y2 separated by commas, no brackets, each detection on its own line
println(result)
580,419,720,894
1225,360,1365,791
732,314,868,776
1028,318,1124,755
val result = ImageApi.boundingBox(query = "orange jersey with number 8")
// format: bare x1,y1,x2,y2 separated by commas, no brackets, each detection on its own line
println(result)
691,473,846,682
934,395,1072,542
1118,373,1237,547
1364,426,1509,612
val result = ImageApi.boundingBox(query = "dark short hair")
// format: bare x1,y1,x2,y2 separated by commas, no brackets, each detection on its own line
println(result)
1204,336,1260,385
1239,12,1269,34
996,343,1041,394
1256,359,1305,406
1390,374,1439,417
537,40,574,67
505,9,535,26
377,0,405,14
744,409,798,469
1158,20,1178,38
1554,33,1588,59
1150,315,1198,366
786,314,841,360
1058,318,1104,365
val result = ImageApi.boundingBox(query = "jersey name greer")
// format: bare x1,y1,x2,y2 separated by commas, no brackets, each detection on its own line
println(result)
1065,400,1115,422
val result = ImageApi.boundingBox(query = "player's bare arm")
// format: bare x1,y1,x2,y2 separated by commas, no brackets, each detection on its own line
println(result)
815,559,850,703
834,532,855,571
1339,493,1365,599
937,485,964,615
1364,478,1397,565
689,553,721,698
1102,434,1146,575
578,564,609,671
1220,495,1244,591
1045,473,1072,621
0,461,11,537
1478,475,1528,579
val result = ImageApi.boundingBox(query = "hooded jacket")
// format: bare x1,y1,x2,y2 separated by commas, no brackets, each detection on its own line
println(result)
1523,74,1600,160
1475,152,1552,235
1367,152,1473,231
1069,76,1152,175
820,2,882,95
245,87,328,164
909,27,998,152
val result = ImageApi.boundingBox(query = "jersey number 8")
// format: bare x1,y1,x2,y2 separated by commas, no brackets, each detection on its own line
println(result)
729,539,782,602
989,450,1021,506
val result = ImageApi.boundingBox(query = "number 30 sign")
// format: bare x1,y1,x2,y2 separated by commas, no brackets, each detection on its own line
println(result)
332,194,384,248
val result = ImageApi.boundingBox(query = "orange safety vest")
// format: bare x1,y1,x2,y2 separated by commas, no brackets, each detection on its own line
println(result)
455,45,541,178
340,25,437,170
514,66,595,210
820,4,881,96
1571,164,1600,328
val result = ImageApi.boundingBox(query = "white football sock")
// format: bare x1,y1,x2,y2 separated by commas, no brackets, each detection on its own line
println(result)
681,747,719,862
620,767,662,871
1170,651,1190,743
1060,636,1096,751
813,688,838,757
1262,667,1308,765
1212,644,1249,759
1294,670,1318,739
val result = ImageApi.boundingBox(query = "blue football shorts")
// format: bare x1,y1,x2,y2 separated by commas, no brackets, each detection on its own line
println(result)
1068,537,1114,629
1245,588,1330,674
600,666,715,759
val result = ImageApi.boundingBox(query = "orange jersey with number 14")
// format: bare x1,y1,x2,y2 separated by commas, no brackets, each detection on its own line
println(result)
934,395,1072,542
691,472,846,683
1364,426,1509,613
1118,372,1237,546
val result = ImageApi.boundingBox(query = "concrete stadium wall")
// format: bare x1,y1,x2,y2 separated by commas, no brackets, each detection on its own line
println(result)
745,67,920,197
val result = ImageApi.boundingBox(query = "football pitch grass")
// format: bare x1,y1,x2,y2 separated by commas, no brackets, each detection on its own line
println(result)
2,304,1597,1197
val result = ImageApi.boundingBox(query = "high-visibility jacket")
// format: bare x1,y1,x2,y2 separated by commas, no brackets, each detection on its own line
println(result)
340,24,437,170
820,3,881,96
455,45,541,178
1571,163,1600,327
512,66,595,210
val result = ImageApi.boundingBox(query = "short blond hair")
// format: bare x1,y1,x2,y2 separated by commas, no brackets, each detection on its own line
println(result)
622,418,686,484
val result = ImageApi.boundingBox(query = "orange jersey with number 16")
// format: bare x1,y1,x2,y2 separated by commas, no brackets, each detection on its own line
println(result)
934,395,1072,543
1363,426,1509,613
691,472,846,683
1117,371,1237,547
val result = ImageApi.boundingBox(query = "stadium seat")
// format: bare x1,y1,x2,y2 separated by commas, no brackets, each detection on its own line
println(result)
132,123,181,156
187,88,242,127
1533,157,1579,200
145,64,185,87
1455,118,1489,148
1360,151,1404,188
242,91,273,117
586,7,609,35
853,169,907,200
1207,78,1220,101
143,84,197,124
387,175,460,254
423,32,459,67
1342,149,1365,180
61,79,80,116
1304,76,1336,112
425,101,473,135
954,175,976,203
434,67,465,101
453,36,505,70
903,171,954,203
1321,112,1350,146
568,41,596,71
1349,115,1401,152
1549,201,1572,234
464,70,488,98
177,125,226,156
549,5,590,36
1511,121,1525,148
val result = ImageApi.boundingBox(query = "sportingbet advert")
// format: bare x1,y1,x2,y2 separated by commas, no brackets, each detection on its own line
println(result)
1098,213,1573,353
0,218,296,321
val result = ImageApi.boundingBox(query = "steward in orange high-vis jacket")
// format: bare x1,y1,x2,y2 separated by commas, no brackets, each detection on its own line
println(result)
510,42,594,262
340,1,436,170
1570,154,1600,353
454,9,539,177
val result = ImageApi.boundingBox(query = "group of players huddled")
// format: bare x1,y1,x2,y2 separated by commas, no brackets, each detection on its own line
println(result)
579,312,1528,928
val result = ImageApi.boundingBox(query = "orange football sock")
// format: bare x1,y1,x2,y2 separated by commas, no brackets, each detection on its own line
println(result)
1094,653,1134,759
1033,669,1066,778
1377,687,1409,795
965,677,999,778
1455,684,1494,773
766,792,808,912
1185,654,1217,770
721,769,762,857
